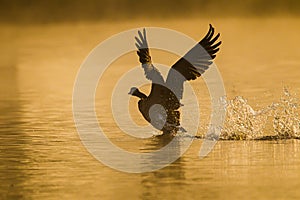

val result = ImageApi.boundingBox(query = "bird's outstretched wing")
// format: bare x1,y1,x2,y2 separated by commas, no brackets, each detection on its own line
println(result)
166,24,221,100
135,28,165,85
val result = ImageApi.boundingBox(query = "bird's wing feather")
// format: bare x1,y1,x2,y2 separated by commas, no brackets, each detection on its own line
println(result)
166,24,221,100
135,28,165,86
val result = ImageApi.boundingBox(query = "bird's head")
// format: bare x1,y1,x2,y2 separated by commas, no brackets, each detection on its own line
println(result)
128,87,139,95
128,87,147,99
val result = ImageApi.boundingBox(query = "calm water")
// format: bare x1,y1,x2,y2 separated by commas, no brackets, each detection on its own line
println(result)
1,18,300,199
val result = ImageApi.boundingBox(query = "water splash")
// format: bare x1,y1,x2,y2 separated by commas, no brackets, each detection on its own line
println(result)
219,87,300,140
273,87,300,139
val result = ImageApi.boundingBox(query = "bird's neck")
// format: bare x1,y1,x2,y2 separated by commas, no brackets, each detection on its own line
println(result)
133,90,147,99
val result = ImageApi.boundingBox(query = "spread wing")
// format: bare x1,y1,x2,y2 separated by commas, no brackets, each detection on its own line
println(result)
135,28,165,86
166,24,221,100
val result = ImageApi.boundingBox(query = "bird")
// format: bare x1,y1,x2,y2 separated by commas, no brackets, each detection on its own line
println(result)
128,24,221,135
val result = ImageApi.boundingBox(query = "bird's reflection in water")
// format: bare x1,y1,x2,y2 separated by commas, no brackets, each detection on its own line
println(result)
139,135,186,199
145,134,176,150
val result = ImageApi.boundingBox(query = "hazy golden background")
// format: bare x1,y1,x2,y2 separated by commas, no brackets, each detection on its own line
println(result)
1,0,299,23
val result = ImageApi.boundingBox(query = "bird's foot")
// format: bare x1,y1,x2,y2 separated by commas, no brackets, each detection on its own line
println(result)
178,126,187,133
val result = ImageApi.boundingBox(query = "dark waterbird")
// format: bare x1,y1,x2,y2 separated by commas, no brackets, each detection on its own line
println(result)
128,24,221,135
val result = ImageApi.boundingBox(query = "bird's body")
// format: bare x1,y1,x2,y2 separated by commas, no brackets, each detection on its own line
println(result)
137,85,180,134
128,25,221,135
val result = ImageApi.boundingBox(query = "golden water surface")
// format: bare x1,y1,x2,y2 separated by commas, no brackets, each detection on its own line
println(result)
1,18,300,199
